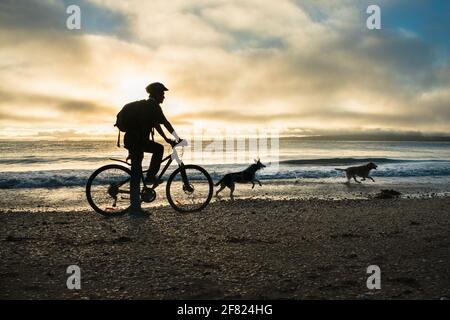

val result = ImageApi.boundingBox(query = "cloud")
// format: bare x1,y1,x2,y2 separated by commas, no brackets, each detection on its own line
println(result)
0,0,449,138
0,89,116,129
0,111,52,123
0,0,65,30
35,129,97,139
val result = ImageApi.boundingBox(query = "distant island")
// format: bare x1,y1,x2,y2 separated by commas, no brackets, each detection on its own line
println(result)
286,134,450,142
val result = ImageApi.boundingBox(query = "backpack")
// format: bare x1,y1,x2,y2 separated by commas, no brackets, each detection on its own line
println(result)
114,100,147,147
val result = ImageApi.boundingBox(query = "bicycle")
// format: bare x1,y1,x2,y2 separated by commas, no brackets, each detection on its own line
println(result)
86,139,214,216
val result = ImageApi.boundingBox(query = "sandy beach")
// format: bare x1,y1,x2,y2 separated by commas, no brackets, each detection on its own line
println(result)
1,196,449,299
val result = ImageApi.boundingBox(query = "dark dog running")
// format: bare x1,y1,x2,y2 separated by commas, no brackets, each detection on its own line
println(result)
335,162,378,184
215,159,266,200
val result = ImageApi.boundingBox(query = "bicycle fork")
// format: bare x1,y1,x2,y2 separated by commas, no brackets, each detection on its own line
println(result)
171,147,194,193
179,163,194,193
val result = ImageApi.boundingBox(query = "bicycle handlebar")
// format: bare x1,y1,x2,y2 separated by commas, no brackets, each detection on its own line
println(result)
173,139,188,148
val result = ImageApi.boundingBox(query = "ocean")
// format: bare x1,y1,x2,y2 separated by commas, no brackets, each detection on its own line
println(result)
1,139,450,189
0,138,449,212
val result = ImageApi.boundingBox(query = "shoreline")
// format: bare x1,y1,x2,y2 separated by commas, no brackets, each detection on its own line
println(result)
1,176,450,213
1,196,449,299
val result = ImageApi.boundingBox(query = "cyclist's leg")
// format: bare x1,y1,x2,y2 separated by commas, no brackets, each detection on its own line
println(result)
142,140,164,178
129,150,144,210
125,133,144,210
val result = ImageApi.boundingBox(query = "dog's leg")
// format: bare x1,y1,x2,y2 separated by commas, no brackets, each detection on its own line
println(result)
345,172,351,183
229,183,235,201
345,174,351,184
215,184,225,197
251,182,255,189
255,179,262,186
353,176,361,183
361,177,366,181
369,176,375,182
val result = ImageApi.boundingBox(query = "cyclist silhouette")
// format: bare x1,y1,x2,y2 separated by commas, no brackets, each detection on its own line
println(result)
124,82,182,217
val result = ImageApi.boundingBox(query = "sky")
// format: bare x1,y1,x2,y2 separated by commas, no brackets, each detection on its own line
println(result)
0,0,449,139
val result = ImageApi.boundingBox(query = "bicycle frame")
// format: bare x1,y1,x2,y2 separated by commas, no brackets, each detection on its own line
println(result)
146,153,174,188
109,140,190,191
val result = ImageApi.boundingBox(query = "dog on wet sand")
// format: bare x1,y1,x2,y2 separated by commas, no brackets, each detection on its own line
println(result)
335,162,378,184
215,159,266,200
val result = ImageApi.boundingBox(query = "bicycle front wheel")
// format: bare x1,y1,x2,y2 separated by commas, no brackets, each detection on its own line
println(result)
166,164,213,213
86,164,131,217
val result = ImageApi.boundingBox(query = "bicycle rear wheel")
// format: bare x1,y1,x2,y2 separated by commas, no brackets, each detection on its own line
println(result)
166,164,213,213
86,164,131,217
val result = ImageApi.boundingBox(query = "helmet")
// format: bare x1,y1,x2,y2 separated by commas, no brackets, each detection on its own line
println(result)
146,82,169,95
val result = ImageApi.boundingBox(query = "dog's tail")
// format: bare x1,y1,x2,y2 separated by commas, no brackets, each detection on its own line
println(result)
214,177,224,186
335,168,346,171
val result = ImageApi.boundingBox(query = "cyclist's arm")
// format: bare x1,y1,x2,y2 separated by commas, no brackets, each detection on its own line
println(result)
162,119,182,142
154,124,171,142
162,119,174,134
158,107,182,142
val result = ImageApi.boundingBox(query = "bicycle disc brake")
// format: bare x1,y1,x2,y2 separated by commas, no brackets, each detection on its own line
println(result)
141,187,156,203
183,184,194,194
107,184,119,207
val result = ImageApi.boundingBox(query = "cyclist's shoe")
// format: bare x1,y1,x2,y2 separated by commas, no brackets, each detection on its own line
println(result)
144,175,164,185
128,208,150,219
